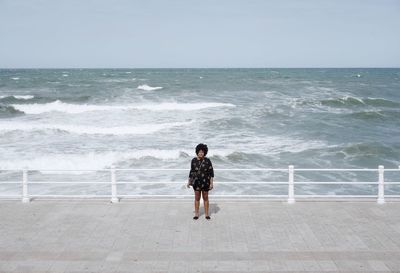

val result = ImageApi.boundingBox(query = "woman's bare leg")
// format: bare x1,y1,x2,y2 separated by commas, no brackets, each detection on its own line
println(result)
194,191,201,216
202,191,209,216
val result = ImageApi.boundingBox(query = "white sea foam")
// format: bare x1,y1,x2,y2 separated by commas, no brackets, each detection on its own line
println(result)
0,148,234,173
213,134,335,155
0,152,128,173
10,100,236,114
0,95,35,100
11,77,20,80
137,84,163,91
0,120,195,135
0,141,335,175
10,100,117,114
14,95,35,100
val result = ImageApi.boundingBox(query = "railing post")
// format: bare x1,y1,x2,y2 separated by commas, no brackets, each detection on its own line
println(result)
288,165,295,204
22,168,30,203
377,165,385,204
110,165,119,203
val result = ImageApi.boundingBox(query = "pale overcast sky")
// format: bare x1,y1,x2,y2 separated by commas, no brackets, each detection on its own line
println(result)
0,0,399,68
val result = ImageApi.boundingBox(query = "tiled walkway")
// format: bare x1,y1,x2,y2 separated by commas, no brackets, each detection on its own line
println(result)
0,199,399,272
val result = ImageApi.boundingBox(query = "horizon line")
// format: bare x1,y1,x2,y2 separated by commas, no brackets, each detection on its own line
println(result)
1,66,400,70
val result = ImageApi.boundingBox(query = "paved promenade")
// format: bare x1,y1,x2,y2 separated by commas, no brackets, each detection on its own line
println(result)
1,199,400,273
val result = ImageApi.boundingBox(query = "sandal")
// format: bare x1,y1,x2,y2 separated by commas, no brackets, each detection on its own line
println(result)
193,215,199,220
205,216,211,220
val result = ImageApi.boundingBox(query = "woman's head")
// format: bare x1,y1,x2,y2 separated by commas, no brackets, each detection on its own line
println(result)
195,143,208,157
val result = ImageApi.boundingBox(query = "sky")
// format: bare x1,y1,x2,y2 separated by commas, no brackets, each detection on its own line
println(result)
0,0,399,68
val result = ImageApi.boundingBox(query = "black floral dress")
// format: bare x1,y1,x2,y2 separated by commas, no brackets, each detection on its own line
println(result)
188,156,214,192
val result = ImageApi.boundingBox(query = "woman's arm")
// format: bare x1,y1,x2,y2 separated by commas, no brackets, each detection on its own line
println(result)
209,158,214,184
187,159,194,185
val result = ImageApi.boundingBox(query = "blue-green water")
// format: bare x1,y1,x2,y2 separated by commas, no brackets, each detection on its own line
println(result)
0,68,399,196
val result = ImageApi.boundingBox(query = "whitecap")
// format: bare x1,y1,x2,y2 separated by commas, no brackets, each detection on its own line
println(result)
10,100,236,114
137,84,163,91
13,95,35,100
0,95,35,100
11,100,115,114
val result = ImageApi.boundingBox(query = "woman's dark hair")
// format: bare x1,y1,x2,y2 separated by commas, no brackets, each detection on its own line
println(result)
195,143,208,156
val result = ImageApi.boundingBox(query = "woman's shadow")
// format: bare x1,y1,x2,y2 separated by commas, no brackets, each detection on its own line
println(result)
196,203,221,217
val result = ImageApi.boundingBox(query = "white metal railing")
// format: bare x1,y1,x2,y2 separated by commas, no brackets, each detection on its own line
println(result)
0,165,399,203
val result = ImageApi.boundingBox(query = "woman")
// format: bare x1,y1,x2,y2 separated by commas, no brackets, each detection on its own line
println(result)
187,143,214,220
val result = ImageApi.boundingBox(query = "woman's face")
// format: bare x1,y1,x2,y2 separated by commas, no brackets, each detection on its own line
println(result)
197,150,205,158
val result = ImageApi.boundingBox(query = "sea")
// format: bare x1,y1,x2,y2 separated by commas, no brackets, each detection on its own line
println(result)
0,68,399,197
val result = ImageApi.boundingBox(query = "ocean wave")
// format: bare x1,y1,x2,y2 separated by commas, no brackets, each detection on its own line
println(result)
349,111,385,120
98,78,136,83
0,105,25,118
0,152,128,173
345,110,400,120
204,117,255,130
0,149,235,173
137,84,163,91
0,143,342,174
0,95,35,100
205,135,333,159
320,96,400,108
13,95,34,100
0,120,195,135
10,100,236,114
305,86,336,92
336,142,400,160
0,95,90,104
132,102,235,111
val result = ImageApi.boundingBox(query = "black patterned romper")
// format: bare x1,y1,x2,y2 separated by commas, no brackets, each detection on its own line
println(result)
188,156,214,192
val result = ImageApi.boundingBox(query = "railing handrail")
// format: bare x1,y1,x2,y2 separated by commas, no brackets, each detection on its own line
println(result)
0,165,399,203
3,181,400,184
0,167,400,171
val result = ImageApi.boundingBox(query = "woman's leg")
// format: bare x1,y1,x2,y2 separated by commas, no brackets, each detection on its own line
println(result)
202,191,209,216
194,191,201,216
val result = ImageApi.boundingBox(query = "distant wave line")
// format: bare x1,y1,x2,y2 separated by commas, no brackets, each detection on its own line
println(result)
9,100,236,114
0,120,195,135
